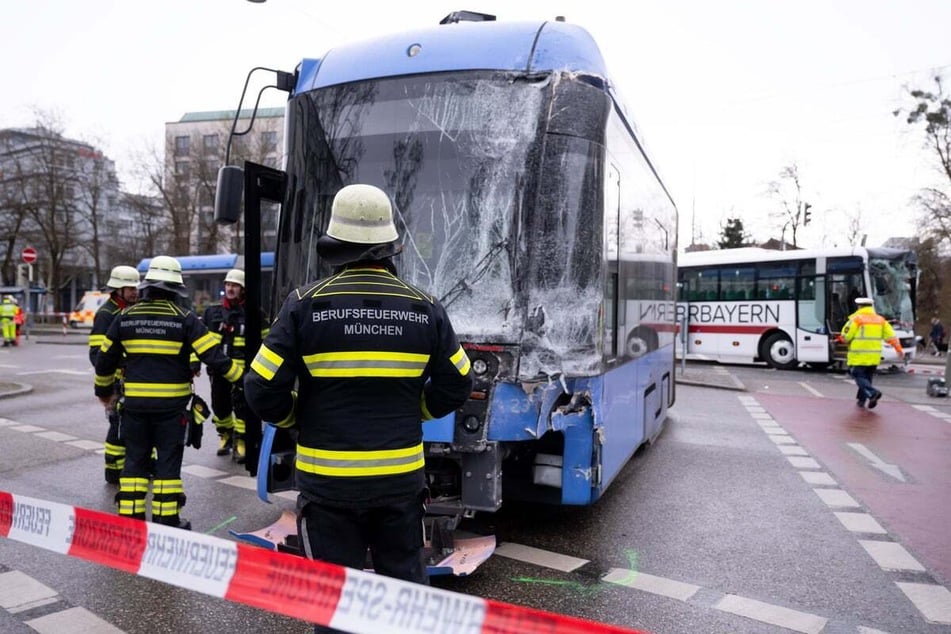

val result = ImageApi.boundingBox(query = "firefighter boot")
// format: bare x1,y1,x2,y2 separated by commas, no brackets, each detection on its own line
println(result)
214,414,235,456
232,417,246,464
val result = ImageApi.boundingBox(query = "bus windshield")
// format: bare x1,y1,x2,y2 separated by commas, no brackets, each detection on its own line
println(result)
281,71,607,375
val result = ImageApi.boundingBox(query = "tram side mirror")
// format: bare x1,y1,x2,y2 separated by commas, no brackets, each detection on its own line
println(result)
215,165,244,225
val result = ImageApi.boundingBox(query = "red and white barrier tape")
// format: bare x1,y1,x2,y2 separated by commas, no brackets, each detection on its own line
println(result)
0,491,647,634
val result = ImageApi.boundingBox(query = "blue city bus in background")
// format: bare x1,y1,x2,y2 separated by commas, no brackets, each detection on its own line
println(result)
216,11,678,562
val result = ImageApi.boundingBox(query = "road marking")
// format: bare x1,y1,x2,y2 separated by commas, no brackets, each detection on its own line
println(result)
35,431,77,442
859,540,925,572
714,594,827,634
778,445,809,456
495,542,589,572
896,583,951,624
813,488,860,508
847,442,906,482
797,381,824,397
15,369,89,376
0,571,125,632
26,606,125,634
602,568,699,601
799,471,836,486
833,512,887,534
787,456,821,469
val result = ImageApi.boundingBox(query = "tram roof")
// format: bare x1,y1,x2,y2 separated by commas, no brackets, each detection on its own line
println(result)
295,18,610,93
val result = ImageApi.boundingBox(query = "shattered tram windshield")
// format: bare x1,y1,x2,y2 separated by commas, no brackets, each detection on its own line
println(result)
869,255,915,325
283,71,608,376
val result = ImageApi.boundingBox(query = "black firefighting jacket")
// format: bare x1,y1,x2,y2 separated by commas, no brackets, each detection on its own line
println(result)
88,295,129,367
202,299,268,373
95,299,242,412
244,264,473,505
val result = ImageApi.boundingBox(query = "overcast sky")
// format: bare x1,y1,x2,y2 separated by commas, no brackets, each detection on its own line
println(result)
2,0,949,250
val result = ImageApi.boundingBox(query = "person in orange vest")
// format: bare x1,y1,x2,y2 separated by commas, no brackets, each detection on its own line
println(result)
840,297,904,409
12,297,24,345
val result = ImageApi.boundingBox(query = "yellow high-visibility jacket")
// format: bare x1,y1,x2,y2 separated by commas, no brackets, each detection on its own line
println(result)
841,306,901,366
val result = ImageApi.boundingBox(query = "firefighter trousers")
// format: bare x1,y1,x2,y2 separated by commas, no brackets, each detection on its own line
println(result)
298,491,428,634
116,409,187,525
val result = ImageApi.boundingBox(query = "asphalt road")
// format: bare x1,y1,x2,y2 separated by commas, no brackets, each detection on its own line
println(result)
1,340,950,634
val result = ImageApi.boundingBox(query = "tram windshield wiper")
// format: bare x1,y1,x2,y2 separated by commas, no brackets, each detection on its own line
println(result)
439,238,509,310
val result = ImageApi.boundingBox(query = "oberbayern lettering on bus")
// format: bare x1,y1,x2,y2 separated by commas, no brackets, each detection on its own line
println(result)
12,501,52,537
683,303,781,324
144,531,236,582
71,514,143,561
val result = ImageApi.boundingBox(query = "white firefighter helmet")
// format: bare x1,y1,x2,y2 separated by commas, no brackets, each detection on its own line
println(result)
105,265,140,289
140,255,187,297
317,184,402,266
326,184,399,244
224,268,245,288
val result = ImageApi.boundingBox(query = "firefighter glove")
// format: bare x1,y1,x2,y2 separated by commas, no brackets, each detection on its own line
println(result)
184,394,210,449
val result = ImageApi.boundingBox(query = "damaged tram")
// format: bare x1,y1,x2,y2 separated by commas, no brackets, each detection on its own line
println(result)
217,12,679,562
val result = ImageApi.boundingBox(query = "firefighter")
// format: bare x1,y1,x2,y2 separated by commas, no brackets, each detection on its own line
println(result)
245,184,473,606
201,268,267,462
841,296,905,409
0,296,16,346
94,255,242,530
88,265,140,484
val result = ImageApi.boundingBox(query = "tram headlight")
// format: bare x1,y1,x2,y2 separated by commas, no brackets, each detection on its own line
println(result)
462,415,482,433
472,358,488,375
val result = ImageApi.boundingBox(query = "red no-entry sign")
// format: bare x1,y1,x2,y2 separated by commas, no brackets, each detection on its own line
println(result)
21,246,37,264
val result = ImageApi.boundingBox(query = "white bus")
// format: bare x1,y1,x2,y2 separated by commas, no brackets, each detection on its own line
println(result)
676,246,918,369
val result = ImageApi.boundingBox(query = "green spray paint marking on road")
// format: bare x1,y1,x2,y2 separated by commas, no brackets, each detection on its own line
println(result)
512,577,605,597
205,516,237,535
512,547,641,596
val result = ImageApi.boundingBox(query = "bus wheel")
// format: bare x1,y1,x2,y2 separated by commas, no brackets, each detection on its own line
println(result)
627,326,658,359
761,332,797,370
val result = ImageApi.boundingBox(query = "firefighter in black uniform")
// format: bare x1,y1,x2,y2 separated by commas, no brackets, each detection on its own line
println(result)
95,256,242,530
201,268,266,463
245,184,473,602
88,265,140,484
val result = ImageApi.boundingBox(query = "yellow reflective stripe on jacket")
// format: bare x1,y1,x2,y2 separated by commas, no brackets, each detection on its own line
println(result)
192,332,218,355
122,339,183,355
251,344,284,381
101,337,114,353
450,346,471,375
233,336,245,348
302,351,430,377
208,332,223,344
222,361,242,383
88,333,106,349
123,382,192,398
95,374,116,388
296,443,425,477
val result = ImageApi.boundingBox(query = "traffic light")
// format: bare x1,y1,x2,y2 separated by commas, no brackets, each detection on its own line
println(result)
803,202,812,225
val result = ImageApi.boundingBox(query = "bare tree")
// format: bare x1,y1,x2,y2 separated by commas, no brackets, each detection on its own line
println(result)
896,75,951,245
766,163,809,248
72,138,118,287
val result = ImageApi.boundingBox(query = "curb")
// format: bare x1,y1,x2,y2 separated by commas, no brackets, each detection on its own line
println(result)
0,382,34,400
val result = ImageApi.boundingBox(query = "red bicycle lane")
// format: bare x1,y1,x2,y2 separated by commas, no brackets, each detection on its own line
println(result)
754,392,951,587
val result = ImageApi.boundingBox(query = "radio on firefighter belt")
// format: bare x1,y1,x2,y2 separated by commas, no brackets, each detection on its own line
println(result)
183,391,210,449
